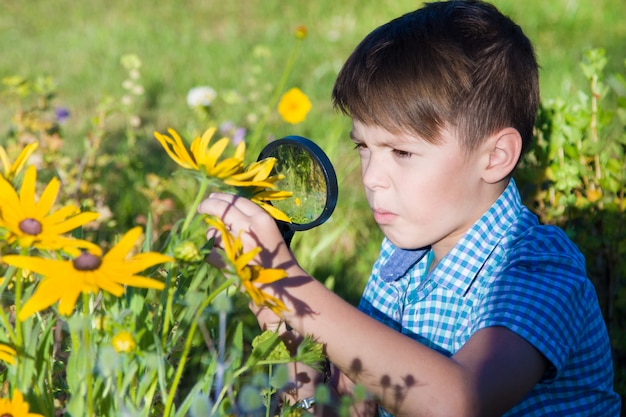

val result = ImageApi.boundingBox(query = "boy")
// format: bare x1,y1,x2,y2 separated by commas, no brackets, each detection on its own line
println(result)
199,1,621,415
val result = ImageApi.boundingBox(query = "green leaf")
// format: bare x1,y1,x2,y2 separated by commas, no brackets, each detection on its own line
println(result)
249,329,290,365
270,364,290,389
230,322,244,370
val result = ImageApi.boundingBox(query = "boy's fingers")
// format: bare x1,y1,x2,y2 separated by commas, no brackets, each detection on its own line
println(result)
198,192,262,218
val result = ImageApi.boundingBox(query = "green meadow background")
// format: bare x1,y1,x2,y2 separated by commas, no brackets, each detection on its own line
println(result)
2,0,625,300
2,0,626,401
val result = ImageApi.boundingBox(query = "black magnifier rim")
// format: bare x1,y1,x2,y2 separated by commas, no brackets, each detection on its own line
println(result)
257,135,338,231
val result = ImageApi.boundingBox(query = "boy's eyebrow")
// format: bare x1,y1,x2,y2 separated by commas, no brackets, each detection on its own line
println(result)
349,130,358,141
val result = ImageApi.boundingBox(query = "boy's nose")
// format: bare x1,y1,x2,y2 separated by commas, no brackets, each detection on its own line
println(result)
361,157,388,190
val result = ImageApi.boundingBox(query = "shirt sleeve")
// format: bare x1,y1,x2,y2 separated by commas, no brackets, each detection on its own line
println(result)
471,250,593,382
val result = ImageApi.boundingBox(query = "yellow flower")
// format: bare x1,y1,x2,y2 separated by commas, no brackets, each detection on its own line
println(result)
205,217,288,315
154,127,245,178
0,343,17,365
587,188,602,203
112,331,136,353
3,227,173,320
0,389,44,417
249,189,293,223
277,87,312,124
227,158,293,222
0,142,38,181
0,165,100,255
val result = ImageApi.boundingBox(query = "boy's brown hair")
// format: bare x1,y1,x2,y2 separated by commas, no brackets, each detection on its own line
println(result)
332,0,539,156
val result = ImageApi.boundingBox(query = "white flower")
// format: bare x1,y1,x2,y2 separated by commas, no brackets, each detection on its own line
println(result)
187,86,217,107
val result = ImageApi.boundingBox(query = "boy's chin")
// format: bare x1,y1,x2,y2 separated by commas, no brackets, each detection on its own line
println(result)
384,231,430,250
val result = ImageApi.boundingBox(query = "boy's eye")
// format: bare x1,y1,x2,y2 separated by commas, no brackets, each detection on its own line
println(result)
392,149,412,158
353,143,367,151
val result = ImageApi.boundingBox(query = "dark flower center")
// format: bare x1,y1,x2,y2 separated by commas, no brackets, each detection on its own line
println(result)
72,252,102,271
1,414,14,417
18,218,43,235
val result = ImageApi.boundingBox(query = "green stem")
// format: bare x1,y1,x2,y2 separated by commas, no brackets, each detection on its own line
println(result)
160,265,177,350
265,365,273,417
14,249,28,349
83,294,94,417
12,248,29,389
248,37,303,148
211,359,293,415
0,266,17,343
181,178,210,233
162,277,236,417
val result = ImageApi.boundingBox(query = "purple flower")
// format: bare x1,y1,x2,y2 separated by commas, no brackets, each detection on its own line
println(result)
232,127,246,145
219,121,246,145
55,107,70,124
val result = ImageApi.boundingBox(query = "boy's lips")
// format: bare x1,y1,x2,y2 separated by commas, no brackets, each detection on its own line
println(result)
372,208,397,225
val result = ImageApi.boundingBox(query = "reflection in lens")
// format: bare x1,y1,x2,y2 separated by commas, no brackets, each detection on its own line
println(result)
267,145,327,225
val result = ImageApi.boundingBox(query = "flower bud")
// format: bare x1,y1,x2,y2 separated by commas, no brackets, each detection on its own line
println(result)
173,241,202,263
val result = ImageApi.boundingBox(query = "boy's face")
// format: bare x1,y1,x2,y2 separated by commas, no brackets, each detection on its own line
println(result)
351,120,491,253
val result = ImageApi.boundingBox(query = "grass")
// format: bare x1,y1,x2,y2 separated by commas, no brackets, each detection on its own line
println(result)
1,0,625,303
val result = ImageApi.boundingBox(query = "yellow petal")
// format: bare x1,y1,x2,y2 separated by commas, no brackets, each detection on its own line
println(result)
191,126,217,165
57,285,84,316
33,235,102,256
2,255,66,276
0,344,16,365
253,189,293,201
0,344,17,355
253,200,292,223
108,252,173,274
233,141,246,160
234,247,262,274
0,146,10,177
43,211,100,235
205,217,236,260
103,227,143,262
92,271,125,296
114,274,165,290
201,138,230,173
33,176,60,219
154,130,197,169
11,142,39,177
253,267,288,284
41,205,80,224
211,158,244,179
19,166,38,217
18,277,66,319
0,174,22,214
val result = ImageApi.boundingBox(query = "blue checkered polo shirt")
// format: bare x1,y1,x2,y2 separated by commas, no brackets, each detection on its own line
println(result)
358,179,621,416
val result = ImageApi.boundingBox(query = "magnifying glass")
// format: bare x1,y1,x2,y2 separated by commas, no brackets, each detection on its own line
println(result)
257,136,338,247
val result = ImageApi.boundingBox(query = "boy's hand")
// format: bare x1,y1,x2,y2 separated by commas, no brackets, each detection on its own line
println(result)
198,192,295,272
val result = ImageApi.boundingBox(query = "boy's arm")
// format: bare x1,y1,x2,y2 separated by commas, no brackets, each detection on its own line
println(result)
275,274,547,417
199,193,548,417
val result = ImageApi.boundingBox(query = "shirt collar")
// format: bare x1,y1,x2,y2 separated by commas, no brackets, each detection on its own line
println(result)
379,245,429,282
431,179,522,296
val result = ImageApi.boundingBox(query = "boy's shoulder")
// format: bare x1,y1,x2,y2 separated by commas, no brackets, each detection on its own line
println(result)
504,209,587,273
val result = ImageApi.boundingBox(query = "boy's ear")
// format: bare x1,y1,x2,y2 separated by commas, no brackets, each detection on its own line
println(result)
482,127,522,184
